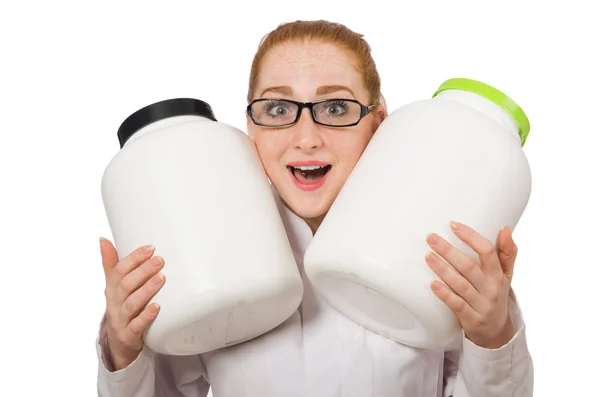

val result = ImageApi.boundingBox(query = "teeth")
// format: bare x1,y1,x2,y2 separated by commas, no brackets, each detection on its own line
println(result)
293,165,326,171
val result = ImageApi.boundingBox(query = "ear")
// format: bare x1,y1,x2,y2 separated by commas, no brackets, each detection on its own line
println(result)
371,104,387,131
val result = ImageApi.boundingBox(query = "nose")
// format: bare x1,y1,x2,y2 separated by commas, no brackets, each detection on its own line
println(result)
292,108,323,151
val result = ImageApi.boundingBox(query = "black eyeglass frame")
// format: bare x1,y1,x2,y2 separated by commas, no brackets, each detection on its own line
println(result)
246,98,378,128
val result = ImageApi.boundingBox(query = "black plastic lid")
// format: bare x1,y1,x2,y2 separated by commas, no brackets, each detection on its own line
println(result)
117,98,217,148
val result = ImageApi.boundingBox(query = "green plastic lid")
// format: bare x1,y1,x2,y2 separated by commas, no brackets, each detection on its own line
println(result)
432,78,530,146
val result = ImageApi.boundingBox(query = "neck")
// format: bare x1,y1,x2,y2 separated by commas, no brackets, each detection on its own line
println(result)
304,214,326,235
280,198,325,235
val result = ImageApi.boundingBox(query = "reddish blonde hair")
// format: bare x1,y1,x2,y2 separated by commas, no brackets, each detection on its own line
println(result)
247,20,382,106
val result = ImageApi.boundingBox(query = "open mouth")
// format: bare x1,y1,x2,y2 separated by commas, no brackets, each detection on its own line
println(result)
287,164,332,190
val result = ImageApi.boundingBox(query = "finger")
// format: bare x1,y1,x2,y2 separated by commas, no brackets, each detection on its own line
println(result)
426,233,488,293
113,244,155,282
127,303,161,336
118,255,164,300
121,272,165,323
497,226,518,281
426,251,485,312
100,237,119,274
449,221,503,277
431,280,481,324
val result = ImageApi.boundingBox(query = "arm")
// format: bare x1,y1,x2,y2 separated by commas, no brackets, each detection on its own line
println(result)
97,313,157,397
97,313,211,397
442,288,534,396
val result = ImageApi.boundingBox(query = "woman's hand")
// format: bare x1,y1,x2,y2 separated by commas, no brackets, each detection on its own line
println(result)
100,238,166,370
424,222,518,349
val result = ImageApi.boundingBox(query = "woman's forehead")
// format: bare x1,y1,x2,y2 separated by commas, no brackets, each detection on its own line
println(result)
256,41,364,99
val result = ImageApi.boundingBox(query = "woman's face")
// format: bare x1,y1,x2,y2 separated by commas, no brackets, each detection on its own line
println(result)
247,40,385,232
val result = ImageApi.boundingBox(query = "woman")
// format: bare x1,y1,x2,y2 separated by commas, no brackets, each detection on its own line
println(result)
97,20,534,397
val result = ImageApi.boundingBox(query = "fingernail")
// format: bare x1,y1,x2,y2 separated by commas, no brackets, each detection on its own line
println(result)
426,233,438,244
431,281,442,291
426,251,438,264
450,221,461,231
149,303,160,313
152,256,163,267
153,273,164,284
142,244,154,254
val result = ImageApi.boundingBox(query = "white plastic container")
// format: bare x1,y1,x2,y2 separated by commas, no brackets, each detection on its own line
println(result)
101,98,303,355
304,78,532,349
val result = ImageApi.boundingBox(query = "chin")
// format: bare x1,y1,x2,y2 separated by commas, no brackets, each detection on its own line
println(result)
292,201,330,221
278,188,333,221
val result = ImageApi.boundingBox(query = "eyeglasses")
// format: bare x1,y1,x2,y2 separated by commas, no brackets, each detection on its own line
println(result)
246,98,377,127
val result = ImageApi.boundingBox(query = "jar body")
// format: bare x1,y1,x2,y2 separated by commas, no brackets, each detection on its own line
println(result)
304,92,532,348
102,117,303,355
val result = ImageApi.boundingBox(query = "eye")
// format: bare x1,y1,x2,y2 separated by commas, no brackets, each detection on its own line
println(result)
321,100,349,116
265,101,293,118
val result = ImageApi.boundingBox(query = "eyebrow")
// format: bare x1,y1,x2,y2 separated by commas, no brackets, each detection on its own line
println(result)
259,85,356,98
260,86,293,97
316,85,356,98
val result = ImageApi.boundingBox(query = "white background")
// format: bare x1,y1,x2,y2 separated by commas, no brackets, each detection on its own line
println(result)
1,0,598,396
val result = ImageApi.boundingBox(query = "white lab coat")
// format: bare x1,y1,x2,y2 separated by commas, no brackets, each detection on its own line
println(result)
97,189,534,396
